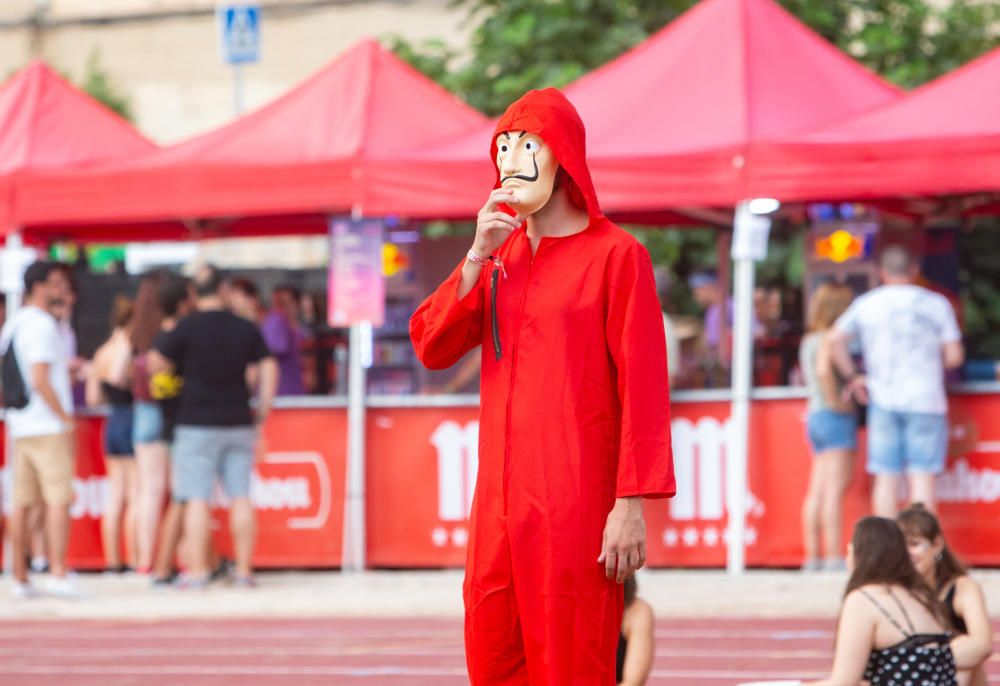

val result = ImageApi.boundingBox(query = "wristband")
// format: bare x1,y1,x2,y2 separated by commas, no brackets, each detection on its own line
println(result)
467,250,507,279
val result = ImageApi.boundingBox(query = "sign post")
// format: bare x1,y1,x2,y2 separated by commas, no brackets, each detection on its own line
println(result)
216,3,261,115
329,215,385,572
727,199,776,576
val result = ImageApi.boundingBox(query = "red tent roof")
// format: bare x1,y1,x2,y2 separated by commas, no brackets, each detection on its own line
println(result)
0,61,154,173
0,61,155,232
576,0,901,211
411,0,901,218
751,45,1000,202
15,39,488,239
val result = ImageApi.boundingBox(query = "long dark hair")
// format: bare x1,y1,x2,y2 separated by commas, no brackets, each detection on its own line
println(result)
130,271,166,353
845,517,945,624
897,503,967,590
624,576,637,607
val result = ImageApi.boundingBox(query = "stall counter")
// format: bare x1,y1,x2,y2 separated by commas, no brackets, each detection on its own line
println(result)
1,384,997,569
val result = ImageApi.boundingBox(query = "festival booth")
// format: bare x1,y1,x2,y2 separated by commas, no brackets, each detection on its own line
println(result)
7,1,1000,572
0,61,157,234
0,61,160,568
369,0,1000,569
1,40,491,570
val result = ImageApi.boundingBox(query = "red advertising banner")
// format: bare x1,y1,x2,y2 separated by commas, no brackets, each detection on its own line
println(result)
362,394,1000,569
1,409,347,569
366,406,480,567
3,394,999,570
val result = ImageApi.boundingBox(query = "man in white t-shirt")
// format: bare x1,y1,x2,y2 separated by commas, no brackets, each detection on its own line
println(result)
0,262,79,599
829,245,964,516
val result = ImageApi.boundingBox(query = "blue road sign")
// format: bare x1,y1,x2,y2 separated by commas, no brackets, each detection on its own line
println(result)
217,4,261,65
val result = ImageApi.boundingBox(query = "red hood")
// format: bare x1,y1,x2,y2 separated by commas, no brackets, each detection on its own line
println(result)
491,88,602,220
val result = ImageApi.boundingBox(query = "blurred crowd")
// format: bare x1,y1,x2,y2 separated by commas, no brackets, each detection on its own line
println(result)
0,262,293,597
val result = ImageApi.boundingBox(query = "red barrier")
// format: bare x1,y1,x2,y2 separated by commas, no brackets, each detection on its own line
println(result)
1,409,347,570
366,406,480,567
3,393,998,569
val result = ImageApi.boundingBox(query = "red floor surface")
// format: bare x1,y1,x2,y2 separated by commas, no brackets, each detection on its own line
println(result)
0,617,996,685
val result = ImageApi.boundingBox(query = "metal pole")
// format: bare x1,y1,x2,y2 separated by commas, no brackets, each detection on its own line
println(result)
726,203,756,576
2,231,25,574
342,206,368,572
344,322,367,572
233,63,245,115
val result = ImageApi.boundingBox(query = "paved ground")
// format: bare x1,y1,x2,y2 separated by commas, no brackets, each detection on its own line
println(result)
1,570,997,685
0,616,997,686
2,568,1000,619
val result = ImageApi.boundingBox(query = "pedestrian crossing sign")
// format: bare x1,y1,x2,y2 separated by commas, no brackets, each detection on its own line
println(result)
217,4,261,64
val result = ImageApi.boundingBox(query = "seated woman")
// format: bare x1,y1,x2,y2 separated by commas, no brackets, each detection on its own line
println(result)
898,504,993,686
808,516,957,686
617,576,654,686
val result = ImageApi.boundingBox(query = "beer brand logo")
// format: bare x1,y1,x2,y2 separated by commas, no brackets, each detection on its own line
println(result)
0,452,329,529
662,416,762,549
429,420,479,548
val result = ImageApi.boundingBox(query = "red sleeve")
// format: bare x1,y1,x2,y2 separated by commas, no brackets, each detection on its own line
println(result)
605,241,676,499
410,259,486,370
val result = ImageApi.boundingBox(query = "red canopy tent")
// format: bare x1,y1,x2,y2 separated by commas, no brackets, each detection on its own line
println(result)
569,0,901,212
406,0,902,222
750,45,1000,204
0,61,156,233
12,39,488,241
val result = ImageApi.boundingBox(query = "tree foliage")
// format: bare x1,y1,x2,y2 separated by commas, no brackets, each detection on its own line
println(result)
79,50,133,122
392,0,1000,116
392,0,1000,356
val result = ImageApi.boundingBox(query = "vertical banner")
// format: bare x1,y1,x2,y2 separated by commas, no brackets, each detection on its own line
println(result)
328,217,385,328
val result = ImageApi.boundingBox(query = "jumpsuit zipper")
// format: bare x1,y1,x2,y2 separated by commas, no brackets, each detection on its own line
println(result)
502,243,536,511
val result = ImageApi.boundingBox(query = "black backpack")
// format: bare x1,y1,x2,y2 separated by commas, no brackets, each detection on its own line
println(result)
1,335,30,409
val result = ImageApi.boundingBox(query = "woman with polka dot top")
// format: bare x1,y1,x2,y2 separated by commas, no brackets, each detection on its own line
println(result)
807,516,957,686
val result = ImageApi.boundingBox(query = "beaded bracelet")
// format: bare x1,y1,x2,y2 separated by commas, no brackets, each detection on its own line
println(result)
467,250,507,279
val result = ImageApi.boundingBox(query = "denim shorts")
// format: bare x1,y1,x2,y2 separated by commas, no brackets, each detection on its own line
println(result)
806,409,858,454
171,425,257,502
133,401,165,445
867,405,949,475
105,405,135,457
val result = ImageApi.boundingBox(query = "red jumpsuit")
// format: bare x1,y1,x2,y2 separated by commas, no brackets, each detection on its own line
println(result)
411,88,675,686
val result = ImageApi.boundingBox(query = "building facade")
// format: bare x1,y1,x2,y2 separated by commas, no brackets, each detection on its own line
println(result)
0,1,469,143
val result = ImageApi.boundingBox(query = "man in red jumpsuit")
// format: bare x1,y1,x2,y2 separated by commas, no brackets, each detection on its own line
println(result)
411,88,675,685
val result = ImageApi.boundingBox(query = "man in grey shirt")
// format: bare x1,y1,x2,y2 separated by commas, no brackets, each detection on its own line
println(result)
829,245,964,516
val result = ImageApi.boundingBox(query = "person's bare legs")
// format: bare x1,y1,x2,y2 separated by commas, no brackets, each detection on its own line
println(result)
102,458,128,569
229,497,256,579
959,663,988,686
871,473,901,518
9,505,30,583
820,448,853,560
134,442,169,570
908,472,938,512
184,500,212,579
800,456,826,565
122,459,138,568
45,503,71,577
153,501,184,579
27,504,47,568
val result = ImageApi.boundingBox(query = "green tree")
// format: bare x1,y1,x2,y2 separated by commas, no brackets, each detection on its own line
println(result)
391,0,1000,116
79,50,132,122
392,0,1000,341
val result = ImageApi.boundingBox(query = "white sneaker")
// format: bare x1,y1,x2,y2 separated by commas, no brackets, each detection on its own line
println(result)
43,575,85,599
10,580,41,600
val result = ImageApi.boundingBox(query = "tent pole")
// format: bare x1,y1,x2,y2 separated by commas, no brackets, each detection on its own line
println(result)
726,202,755,576
343,207,368,573
2,230,25,576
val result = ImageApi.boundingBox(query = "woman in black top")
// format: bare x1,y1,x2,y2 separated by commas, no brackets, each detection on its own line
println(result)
616,576,654,685
898,504,993,686
86,296,136,573
808,516,956,686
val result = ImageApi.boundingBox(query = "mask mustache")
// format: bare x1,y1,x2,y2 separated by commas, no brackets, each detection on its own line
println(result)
501,154,539,184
